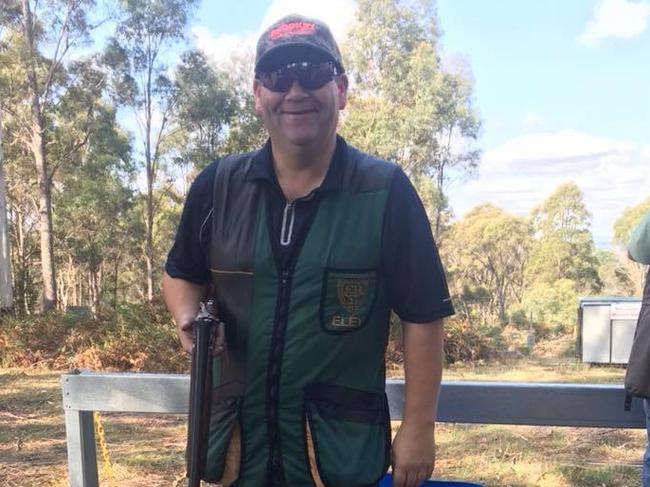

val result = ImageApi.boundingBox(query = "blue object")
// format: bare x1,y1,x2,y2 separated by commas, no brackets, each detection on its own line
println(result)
641,399,650,487
380,473,484,487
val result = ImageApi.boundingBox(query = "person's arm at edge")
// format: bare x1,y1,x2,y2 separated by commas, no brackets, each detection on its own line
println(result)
162,271,209,353
628,210,650,265
391,319,444,487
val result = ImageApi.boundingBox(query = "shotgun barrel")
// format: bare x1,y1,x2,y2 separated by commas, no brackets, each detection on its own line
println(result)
187,300,219,487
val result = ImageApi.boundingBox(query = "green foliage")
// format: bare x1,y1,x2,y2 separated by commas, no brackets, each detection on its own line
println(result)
412,175,451,236
527,182,601,293
220,52,267,154
0,298,187,372
172,50,235,169
596,249,636,296
612,197,650,295
443,317,495,364
103,0,201,301
0,1,21,29
1,0,103,309
612,196,650,248
341,0,480,240
443,204,532,324
54,102,136,309
531,182,591,236
343,0,471,170
521,279,579,334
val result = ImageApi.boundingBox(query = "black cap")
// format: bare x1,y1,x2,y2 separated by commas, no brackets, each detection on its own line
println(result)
255,14,344,73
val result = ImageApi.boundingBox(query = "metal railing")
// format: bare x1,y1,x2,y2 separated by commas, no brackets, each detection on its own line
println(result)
61,370,647,487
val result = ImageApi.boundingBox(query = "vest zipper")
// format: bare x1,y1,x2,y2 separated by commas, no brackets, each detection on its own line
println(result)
266,268,290,485
265,190,321,485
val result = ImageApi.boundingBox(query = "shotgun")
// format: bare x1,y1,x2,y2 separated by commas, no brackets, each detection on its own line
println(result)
187,299,220,487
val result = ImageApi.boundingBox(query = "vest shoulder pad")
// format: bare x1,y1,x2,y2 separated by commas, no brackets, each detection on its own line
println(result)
343,146,398,193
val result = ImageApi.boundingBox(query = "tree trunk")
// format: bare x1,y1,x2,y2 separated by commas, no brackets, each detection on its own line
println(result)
145,177,154,301
36,136,57,311
22,0,57,311
0,116,14,310
13,208,26,314
113,254,120,310
71,258,78,306
89,261,102,313
144,62,155,302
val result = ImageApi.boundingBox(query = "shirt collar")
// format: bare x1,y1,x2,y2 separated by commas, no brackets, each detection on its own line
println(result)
246,135,346,194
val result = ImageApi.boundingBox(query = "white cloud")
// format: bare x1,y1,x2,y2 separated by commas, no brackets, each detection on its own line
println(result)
260,0,357,42
641,144,650,160
577,0,650,46
191,26,256,67
191,0,357,68
483,129,635,169
449,130,650,247
522,111,544,130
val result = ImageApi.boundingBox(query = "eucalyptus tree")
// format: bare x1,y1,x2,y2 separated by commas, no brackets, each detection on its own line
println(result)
444,204,532,325
342,0,481,239
0,0,99,311
103,0,199,301
527,182,601,292
172,50,235,171
0,98,13,311
54,103,133,312
220,52,267,155
2,118,39,314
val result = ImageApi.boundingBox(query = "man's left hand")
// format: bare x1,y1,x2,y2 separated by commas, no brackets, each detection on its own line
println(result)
391,420,435,487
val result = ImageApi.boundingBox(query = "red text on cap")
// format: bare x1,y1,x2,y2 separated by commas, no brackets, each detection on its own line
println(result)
269,22,316,40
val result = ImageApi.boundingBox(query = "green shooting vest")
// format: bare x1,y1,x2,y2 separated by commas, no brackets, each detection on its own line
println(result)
201,145,396,487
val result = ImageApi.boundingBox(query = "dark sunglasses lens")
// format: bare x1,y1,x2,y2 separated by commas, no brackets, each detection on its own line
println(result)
260,63,336,92
300,64,336,90
264,70,293,92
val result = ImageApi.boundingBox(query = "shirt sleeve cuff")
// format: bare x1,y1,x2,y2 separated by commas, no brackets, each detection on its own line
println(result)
164,261,211,285
395,303,455,324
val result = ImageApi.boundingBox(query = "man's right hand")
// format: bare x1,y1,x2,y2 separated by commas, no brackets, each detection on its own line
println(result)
178,316,195,354
178,317,225,356
162,272,212,354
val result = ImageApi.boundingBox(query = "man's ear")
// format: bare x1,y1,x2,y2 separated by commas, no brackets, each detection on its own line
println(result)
337,74,349,110
253,79,263,115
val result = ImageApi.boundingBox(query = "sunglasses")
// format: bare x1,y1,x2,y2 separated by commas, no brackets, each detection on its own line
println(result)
256,61,340,93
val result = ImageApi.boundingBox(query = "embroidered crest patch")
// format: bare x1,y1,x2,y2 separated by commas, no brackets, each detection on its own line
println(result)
322,271,377,333
337,279,369,315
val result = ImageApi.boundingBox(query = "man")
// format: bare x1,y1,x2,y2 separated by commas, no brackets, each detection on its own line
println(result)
624,209,650,487
163,14,454,487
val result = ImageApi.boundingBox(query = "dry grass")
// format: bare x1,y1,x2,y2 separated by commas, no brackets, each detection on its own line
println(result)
0,357,645,487
442,358,627,384
0,368,187,487
430,424,644,486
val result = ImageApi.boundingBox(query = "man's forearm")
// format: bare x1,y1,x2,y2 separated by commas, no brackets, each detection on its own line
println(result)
162,272,209,352
390,319,444,487
402,320,444,424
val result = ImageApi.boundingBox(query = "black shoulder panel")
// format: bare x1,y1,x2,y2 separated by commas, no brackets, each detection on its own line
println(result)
342,145,398,193
210,151,262,272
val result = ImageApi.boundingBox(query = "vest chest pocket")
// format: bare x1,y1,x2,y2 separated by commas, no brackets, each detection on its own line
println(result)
320,269,378,333
303,383,390,487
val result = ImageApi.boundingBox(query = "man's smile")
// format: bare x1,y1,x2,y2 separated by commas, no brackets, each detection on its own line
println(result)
281,108,317,115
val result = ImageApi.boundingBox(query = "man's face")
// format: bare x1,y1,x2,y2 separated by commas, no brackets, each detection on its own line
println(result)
253,60,348,149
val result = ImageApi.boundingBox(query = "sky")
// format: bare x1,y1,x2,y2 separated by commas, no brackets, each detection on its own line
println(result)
188,0,650,248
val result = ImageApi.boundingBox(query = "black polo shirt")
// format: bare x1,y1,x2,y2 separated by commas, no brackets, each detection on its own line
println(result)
165,136,454,323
